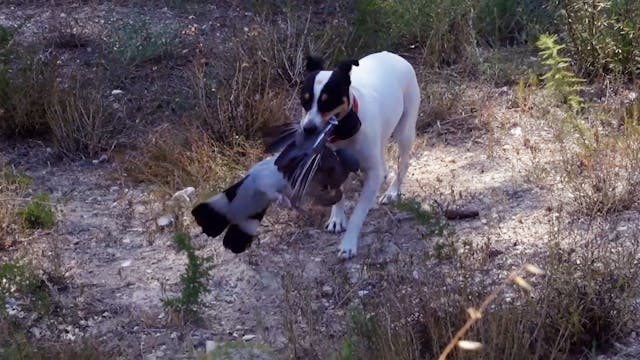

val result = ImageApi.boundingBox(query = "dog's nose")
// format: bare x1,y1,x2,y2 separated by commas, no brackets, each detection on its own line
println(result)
303,123,317,136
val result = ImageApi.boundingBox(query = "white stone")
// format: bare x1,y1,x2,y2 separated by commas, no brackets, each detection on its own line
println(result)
205,340,217,353
171,187,195,202
242,334,257,341
157,215,173,227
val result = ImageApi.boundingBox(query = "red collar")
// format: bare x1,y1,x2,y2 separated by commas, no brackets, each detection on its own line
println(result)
327,95,361,143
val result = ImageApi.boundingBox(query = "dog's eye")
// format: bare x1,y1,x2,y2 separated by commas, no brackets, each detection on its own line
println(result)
320,93,328,102
301,92,312,111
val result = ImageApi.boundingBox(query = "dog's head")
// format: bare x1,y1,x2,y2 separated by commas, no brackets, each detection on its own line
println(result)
299,55,359,135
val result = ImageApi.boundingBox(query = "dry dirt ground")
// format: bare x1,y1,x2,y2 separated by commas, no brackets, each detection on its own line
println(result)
2,2,640,360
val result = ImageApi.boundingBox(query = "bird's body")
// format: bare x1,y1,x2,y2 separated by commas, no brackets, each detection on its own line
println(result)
191,136,359,254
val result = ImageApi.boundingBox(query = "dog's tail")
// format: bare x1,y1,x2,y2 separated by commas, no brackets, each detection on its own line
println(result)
191,176,268,254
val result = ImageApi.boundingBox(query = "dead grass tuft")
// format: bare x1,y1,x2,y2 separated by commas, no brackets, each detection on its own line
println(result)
46,74,126,158
119,123,260,194
554,100,640,216
331,199,639,360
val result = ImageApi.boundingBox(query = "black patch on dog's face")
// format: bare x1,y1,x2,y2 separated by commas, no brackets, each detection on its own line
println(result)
300,71,319,112
315,59,359,116
299,56,325,112
223,175,247,202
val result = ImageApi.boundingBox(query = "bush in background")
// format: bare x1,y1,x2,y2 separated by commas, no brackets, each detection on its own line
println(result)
549,0,640,81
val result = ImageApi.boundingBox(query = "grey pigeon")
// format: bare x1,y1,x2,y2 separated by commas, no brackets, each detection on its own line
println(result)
191,122,359,254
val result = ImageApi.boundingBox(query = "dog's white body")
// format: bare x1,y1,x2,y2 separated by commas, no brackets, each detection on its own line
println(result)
302,51,421,258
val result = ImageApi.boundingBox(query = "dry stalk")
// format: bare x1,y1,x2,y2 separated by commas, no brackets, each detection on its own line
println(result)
438,263,544,360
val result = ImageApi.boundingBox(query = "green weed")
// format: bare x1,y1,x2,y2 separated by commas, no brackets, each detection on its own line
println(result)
109,19,180,67
17,194,55,231
162,232,214,315
549,0,640,80
395,197,450,238
0,260,51,317
352,0,478,68
536,33,585,113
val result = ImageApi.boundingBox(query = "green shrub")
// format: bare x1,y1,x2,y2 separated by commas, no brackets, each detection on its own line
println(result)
0,260,50,316
352,0,478,67
109,18,180,67
475,0,554,47
549,0,640,80
536,33,585,112
17,194,55,230
395,197,450,239
0,45,58,137
163,232,214,315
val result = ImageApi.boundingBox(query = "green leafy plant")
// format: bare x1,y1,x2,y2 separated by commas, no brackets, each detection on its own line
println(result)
352,0,478,68
0,260,50,316
17,194,55,230
549,0,640,80
110,19,180,67
395,197,450,238
163,232,214,314
536,33,585,112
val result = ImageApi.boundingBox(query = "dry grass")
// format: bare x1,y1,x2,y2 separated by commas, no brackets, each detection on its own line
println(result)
332,210,639,360
119,123,261,195
46,74,126,158
555,102,640,216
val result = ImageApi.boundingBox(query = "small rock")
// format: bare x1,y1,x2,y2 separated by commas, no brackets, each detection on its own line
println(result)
120,259,132,267
242,334,257,341
92,154,108,164
171,187,195,202
205,340,217,353
30,327,42,339
111,89,124,95
157,215,173,227
510,127,522,137
357,290,369,297
321,285,334,297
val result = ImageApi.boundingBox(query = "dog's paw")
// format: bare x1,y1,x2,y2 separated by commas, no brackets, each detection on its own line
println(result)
378,190,399,205
325,212,347,233
337,236,358,259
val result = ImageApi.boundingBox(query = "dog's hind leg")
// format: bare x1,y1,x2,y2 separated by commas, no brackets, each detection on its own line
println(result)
380,83,420,204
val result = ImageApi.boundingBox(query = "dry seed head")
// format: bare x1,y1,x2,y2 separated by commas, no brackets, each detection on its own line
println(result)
513,276,533,292
524,263,545,275
466,307,482,320
457,340,484,351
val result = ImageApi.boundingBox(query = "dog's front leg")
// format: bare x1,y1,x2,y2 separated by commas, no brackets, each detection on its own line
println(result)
338,167,385,259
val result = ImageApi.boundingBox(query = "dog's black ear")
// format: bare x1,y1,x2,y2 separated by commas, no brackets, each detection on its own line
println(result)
305,55,325,72
336,59,359,74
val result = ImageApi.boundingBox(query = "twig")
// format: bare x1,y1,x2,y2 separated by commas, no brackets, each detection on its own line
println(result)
438,263,544,360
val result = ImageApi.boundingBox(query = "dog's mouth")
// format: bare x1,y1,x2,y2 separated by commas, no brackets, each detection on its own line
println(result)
274,116,339,205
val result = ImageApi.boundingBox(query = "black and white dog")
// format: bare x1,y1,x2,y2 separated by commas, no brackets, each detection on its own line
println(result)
300,51,420,258
192,51,420,259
